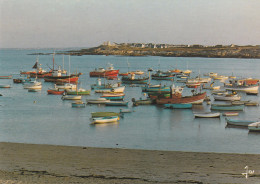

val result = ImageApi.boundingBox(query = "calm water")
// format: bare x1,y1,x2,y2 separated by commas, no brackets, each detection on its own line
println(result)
1,48,260,154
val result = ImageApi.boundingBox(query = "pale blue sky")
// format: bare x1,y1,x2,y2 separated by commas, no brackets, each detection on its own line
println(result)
0,0,259,48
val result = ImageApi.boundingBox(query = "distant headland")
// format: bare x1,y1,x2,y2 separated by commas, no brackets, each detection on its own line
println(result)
33,41,260,58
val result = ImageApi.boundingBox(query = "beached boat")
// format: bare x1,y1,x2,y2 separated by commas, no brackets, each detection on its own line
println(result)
222,112,239,116
155,85,206,105
91,116,119,124
194,112,221,118
121,74,149,84
210,104,244,111
248,122,260,132
0,75,12,79
89,63,119,77
66,88,90,95
0,84,11,88
61,95,82,100
86,98,110,104
213,93,241,101
164,103,192,109
105,101,129,106
226,118,256,126
71,101,86,108
91,112,120,118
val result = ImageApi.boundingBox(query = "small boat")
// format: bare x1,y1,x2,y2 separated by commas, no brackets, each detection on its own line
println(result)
224,78,259,93
61,95,82,100
47,89,65,95
164,103,192,109
222,112,239,116
66,88,90,95
186,82,201,88
120,108,133,113
91,112,120,118
121,74,149,84
142,84,171,92
0,84,11,88
0,75,12,79
132,98,154,106
91,116,119,124
89,63,119,77
130,70,144,75
151,71,175,80
105,101,129,106
56,83,77,90
86,98,110,104
101,93,125,101
204,72,218,77
244,101,259,106
23,80,42,89
226,118,256,126
213,93,241,101
210,104,244,111
248,122,260,132
194,112,221,118
231,100,250,105
72,101,86,108
95,86,125,93
28,89,41,92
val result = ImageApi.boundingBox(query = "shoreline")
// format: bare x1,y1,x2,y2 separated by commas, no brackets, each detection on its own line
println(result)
0,142,259,184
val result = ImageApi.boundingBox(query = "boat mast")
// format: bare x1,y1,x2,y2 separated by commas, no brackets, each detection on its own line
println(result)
53,51,55,71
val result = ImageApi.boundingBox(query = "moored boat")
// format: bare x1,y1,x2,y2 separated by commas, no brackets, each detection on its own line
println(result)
65,88,90,95
194,112,221,118
213,93,241,101
210,104,244,111
121,74,149,84
0,84,11,88
91,112,120,118
164,103,192,109
61,95,82,100
91,116,119,124
89,63,119,77
86,98,110,104
0,75,12,79
105,101,129,106
226,118,256,126
47,89,65,95
72,101,86,108
95,86,125,93
222,112,239,116
248,122,260,132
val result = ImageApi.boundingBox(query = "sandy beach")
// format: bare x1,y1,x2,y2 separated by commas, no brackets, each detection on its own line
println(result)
0,142,259,184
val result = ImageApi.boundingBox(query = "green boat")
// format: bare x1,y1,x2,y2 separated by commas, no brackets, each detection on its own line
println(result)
91,112,120,118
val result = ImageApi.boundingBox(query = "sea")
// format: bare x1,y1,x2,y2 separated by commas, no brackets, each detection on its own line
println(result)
1,48,260,154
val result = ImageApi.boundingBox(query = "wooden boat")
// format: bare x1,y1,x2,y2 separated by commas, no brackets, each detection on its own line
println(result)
210,104,244,111
91,112,120,118
47,89,65,95
130,70,144,75
204,72,218,77
66,88,90,95
248,122,260,132
194,112,221,118
101,93,125,101
132,98,154,106
28,89,41,92
72,101,86,108
61,95,82,100
0,84,11,88
164,103,192,109
0,75,12,79
155,85,206,105
95,86,125,93
89,64,119,77
244,101,259,106
213,93,241,101
91,116,119,124
224,78,259,93
151,71,175,80
222,112,239,116
105,101,129,106
186,82,201,88
55,83,77,90
187,77,211,84
121,74,149,84
86,98,110,104
226,118,256,126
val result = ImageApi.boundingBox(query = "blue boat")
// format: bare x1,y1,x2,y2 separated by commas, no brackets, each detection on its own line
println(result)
164,103,192,109
151,71,175,80
226,118,256,126
72,101,86,108
211,104,244,111
102,95,125,101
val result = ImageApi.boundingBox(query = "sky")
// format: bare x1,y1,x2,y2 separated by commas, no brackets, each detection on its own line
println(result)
0,0,260,48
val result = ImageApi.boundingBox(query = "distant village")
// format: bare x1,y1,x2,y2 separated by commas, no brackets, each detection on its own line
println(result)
102,41,258,49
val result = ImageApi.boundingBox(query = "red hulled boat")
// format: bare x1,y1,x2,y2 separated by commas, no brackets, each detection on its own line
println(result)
89,64,119,77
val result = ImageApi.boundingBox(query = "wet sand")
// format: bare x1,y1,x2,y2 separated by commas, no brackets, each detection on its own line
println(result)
0,142,259,184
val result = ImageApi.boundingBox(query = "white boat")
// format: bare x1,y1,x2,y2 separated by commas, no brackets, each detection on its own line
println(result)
95,86,125,93
204,72,218,77
248,122,260,132
0,84,11,88
213,93,241,101
61,95,82,100
194,112,221,118
56,83,77,90
23,80,42,89
86,98,110,104
186,77,211,84
222,112,239,116
224,78,259,93
91,116,119,124
130,70,144,75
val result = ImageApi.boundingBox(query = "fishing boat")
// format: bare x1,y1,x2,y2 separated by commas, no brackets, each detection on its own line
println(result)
248,122,260,132
121,74,149,84
47,88,65,95
164,103,192,109
224,78,259,93
0,75,12,79
61,95,82,100
91,112,120,118
226,118,256,126
194,112,221,118
101,93,125,101
95,86,125,93
89,63,119,77
86,98,110,104
0,84,11,88
66,88,90,95
105,101,129,106
151,71,175,80
210,104,244,111
71,101,86,108
91,116,119,124
222,112,239,116
186,82,201,88
91,78,121,90
213,93,241,101
155,85,206,105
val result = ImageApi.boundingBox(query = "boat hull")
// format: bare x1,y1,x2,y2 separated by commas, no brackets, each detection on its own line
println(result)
164,103,192,109
226,118,256,126
211,104,244,111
